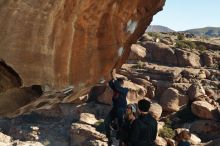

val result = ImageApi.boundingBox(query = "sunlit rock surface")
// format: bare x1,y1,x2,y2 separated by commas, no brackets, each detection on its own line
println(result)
0,0,164,88
0,0,165,116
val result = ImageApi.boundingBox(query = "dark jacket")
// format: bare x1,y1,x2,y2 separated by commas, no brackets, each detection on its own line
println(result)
109,79,129,109
130,114,158,146
120,118,134,145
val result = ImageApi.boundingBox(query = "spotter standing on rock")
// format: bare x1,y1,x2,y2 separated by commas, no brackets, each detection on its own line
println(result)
104,68,129,146
130,99,157,146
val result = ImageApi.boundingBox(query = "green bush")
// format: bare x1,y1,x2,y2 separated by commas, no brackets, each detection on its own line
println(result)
148,32,160,38
185,41,197,49
177,34,185,40
159,117,175,139
164,118,172,127
159,126,175,139
175,40,196,49
197,45,207,51
175,41,188,49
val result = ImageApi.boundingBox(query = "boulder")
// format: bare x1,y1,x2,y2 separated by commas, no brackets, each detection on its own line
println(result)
190,133,201,145
175,49,201,67
8,125,40,141
88,85,107,102
190,120,220,141
187,83,206,101
159,88,189,112
70,123,107,146
197,70,207,79
152,80,190,98
71,95,89,104
11,141,44,146
201,52,214,67
175,128,201,145
0,87,42,116
152,80,172,98
128,44,147,60
79,113,98,125
129,78,155,99
123,80,147,103
143,63,182,82
144,42,177,66
96,86,113,105
155,136,167,146
166,138,176,146
203,138,220,146
71,102,111,120
149,103,163,120
180,69,200,80
0,132,12,144
160,37,173,45
191,101,216,120
205,89,217,99
0,132,44,146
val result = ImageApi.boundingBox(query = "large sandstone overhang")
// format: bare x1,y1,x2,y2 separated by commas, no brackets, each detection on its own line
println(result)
0,0,165,117
0,0,165,116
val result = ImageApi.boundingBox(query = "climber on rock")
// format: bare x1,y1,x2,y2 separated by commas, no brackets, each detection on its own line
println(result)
104,68,129,146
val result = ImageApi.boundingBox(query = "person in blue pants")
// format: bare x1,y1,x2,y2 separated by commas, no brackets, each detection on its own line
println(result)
104,69,129,146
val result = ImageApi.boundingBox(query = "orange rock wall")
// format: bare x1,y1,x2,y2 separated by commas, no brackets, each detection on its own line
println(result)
0,0,165,90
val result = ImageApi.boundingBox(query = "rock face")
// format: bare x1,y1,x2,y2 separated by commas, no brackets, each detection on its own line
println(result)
187,83,206,101
0,0,165,116
0,131,44,146
191,101,216,120
70,123,107,146
0,86,42,115
175,128,201,145
0,60,22,92
159,88,189,112
175,49,201,67
190,120,220,141
144,42,177,65
0,0,165,90
155,136,167,146
149,103,162,120
128,44,147,61
79,113,98,125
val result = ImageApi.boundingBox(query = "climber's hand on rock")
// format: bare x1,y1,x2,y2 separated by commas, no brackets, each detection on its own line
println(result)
111,68,117,80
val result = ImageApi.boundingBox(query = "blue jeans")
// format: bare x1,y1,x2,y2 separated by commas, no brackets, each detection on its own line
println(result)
104,107,125,143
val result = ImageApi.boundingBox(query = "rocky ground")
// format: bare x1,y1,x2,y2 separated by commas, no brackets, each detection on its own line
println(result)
0,32,219,146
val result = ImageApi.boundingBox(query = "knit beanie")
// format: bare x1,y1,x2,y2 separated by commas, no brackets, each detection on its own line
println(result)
127,104,136,113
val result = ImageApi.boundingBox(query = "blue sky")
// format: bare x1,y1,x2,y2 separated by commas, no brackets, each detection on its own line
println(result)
151,0,220,31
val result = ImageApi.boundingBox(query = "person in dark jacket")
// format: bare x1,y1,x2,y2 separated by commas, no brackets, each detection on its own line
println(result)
104,69,129,146
119,104,136,146
129,99,158,146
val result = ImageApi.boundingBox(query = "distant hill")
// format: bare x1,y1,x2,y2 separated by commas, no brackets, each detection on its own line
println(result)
146,25,175,32
183,27,220,36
